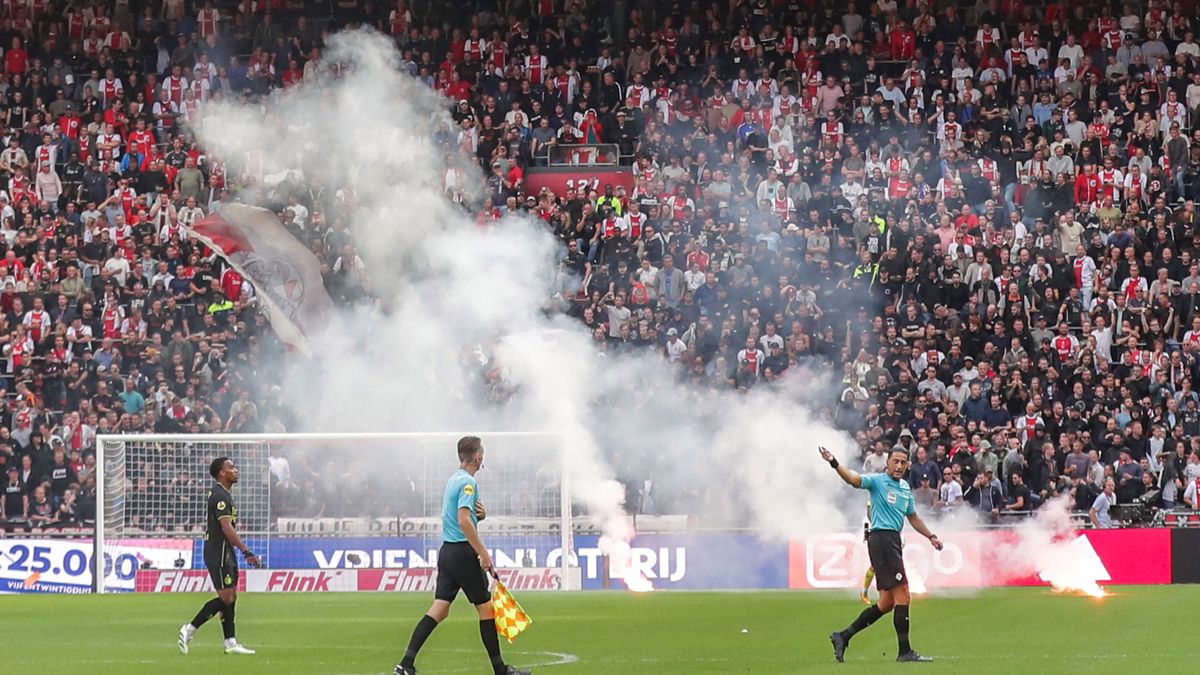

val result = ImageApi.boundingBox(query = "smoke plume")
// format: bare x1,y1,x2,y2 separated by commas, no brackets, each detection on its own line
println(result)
981,498,1109,597
195,30,893,587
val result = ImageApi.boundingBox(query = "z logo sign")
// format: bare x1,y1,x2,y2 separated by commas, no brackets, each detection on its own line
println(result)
804,534,860,588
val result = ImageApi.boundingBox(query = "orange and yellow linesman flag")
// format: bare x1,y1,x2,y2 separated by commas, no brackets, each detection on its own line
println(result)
492,580,533,644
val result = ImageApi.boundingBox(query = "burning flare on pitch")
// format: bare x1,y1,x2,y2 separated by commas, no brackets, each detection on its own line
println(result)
987,498,1109,598
907,570,927,595
605,538,654,593
1036,534,1109,598
1048,580,1107,599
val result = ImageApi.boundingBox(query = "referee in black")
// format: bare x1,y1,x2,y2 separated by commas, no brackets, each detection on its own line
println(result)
395,436,529,675
820,445,942,663
178,456,259,655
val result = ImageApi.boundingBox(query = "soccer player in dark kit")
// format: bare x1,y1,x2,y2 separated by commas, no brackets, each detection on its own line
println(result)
394,436,530,675
819,445,942,663
178,456,259,655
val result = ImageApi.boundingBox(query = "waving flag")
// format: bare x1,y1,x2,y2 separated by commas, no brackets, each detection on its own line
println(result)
189,204,334,356
492,580,533,644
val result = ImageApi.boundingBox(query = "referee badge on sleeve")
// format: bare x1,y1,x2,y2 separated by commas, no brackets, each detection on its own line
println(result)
464,485,475,496
217,501,226,511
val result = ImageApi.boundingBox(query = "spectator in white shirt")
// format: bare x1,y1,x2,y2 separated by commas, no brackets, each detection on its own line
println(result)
664,328,687,362
1058,34,1084,69
937,468,964,508
1176,33,1200,59
683,260,706,291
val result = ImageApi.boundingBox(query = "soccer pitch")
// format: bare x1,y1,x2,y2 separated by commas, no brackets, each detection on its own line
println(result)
4,587,1191,673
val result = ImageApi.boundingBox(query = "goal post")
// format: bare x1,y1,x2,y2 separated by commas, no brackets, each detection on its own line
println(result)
94,432,575,593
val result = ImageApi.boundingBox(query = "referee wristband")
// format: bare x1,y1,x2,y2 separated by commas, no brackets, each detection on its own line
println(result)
242,549,254,557
828,458,839,469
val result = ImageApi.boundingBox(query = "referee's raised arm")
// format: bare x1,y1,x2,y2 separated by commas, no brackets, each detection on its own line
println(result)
819,446,863,487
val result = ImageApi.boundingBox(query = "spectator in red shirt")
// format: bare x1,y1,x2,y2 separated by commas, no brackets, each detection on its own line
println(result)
889,21,916,61
5,36,27,75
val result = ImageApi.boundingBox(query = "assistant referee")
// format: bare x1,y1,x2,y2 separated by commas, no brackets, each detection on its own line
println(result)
395,436,529,675
819,445,942,663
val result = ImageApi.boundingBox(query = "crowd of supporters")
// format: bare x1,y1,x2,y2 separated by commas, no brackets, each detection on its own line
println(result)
463,0,1200,521
5,0,1200,530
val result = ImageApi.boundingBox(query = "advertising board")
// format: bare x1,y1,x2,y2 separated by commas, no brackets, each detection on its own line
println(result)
788,529,1172,590
0,539,193,593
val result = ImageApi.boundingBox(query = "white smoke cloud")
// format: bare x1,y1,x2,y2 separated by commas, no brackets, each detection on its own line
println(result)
981,497,1108,596
195,30,873,584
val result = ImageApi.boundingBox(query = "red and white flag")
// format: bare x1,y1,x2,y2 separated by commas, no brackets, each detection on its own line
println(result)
189,204,333,356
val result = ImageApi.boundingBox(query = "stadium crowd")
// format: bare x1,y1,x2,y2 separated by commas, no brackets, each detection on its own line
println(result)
4,0,1200,532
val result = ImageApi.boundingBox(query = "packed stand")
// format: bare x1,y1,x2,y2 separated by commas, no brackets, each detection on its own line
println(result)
4,0,1200,534
455,0,1200,523
0,0,317,531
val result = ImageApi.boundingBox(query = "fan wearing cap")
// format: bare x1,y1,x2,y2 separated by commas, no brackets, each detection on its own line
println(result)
974,440,1001,478
945,371,970,407
664,327,686,361
957,356,979,382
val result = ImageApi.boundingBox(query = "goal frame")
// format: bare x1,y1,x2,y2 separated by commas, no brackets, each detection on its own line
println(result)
94,431,572,593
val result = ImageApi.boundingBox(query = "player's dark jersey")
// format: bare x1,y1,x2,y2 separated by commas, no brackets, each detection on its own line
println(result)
204,482,236,556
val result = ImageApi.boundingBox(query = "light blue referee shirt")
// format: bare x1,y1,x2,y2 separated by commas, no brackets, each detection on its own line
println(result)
858,473,916,532
442,468,479,543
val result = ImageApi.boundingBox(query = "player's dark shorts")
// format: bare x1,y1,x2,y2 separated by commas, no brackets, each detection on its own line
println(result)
867,530,906,591
435,541,490,605
204,547,239,590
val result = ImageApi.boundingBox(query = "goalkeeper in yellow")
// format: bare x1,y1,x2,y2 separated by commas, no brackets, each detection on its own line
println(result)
394,436,530,675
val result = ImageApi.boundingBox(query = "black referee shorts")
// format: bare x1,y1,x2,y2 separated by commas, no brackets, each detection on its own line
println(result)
435,542,490,606
204,548,239,590
867,530,907,591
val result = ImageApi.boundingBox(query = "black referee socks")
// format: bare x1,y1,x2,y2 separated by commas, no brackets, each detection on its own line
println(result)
480,619,506,674
894,604,911,654
401,614,439,668
841,604,885,641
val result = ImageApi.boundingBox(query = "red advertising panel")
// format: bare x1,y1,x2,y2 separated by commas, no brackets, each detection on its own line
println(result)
246,569,359,592
136,569,247,593
524,167,634,199
1071,529,1172,584
358,568,437,592
136,568,573,593
789,529,1172,590
358,567,566,592
985,529,1172,587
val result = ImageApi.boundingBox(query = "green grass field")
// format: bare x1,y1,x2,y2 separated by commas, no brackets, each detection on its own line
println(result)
2,587,1191,673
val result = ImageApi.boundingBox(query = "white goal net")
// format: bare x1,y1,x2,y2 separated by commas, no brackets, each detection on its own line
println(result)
94,432,575,593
